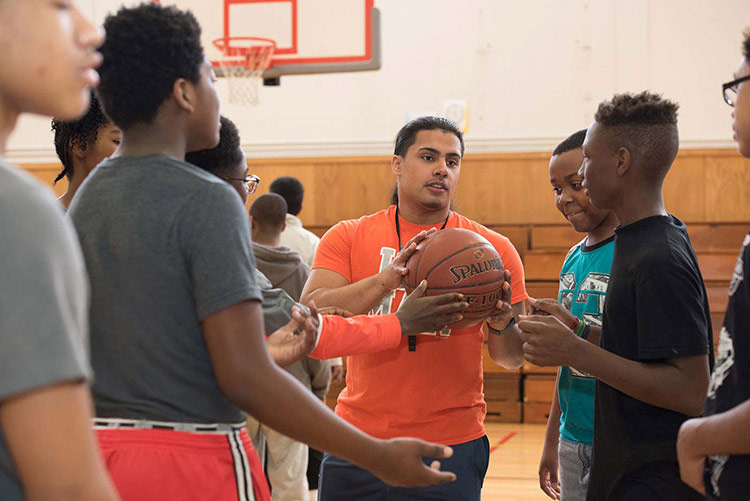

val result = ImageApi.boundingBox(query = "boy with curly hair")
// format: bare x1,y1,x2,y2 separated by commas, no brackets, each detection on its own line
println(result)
51,90,120,209
69,4,457,500
519,92,713,500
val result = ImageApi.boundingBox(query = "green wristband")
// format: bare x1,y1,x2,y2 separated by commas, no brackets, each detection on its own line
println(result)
574,317,587,337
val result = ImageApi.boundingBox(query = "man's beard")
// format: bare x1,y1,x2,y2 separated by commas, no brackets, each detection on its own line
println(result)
421,196,448,210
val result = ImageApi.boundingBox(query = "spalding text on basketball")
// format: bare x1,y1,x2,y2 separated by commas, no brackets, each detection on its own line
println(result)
449,257,503,284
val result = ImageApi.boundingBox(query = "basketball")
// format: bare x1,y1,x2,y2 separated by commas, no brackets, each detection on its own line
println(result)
405,228,505,329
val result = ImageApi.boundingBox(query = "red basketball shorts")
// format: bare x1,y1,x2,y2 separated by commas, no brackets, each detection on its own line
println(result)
96,428,271,501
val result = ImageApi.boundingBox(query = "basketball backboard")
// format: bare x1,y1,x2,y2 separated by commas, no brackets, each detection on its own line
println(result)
151,0,380,79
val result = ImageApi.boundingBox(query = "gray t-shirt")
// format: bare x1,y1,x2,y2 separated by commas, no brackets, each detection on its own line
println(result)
69,155,262,424
0,161,90,499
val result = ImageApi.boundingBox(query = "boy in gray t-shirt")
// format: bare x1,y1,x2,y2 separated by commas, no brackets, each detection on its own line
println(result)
0,2,116,500
75,4,457,499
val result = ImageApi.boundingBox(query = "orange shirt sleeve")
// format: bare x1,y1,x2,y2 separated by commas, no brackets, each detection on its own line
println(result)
309,313,402,359
311,220,357,282
475,226,528,305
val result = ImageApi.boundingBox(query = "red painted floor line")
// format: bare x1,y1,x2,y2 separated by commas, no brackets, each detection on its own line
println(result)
489,431,517,453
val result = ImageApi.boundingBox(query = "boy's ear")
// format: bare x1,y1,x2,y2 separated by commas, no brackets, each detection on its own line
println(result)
615,147,631,176
173,78,196,114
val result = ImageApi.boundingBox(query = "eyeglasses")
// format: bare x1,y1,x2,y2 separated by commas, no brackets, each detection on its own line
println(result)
722,74,750,106
222,174,260,194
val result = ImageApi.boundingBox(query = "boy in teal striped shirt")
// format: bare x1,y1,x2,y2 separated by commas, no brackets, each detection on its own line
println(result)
535,129,619,500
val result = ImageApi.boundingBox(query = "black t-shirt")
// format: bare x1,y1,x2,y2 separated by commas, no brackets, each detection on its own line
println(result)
587,215,714,500
703,232,750,501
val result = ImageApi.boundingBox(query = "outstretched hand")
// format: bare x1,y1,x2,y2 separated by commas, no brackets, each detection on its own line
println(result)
528,297,576,327
396,280,468,335
368,438,457,487
517,314,581,367
378,229,436,291
266,302,320,368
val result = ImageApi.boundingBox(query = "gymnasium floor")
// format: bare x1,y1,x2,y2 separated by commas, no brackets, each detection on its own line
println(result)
307,423,551,500
483,423,549,500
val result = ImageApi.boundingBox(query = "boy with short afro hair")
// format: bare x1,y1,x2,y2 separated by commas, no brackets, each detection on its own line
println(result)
519,92,713,500
70,4,456,500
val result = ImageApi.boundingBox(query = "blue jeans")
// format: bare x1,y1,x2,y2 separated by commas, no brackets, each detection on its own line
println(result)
318,435,490,500
559,438,592,501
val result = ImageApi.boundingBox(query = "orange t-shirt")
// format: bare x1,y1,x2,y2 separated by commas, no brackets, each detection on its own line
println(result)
312,206,528,445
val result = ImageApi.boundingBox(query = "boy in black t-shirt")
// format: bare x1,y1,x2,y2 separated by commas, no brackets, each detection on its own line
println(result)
676,29,750,501
518,92,713,500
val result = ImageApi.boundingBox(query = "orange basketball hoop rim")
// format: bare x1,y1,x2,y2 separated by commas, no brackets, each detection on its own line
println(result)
213,36,276,69
213,37,276,105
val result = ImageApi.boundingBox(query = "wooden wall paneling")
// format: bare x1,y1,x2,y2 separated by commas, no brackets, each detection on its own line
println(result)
712,312,724,345
706,282,730,313
705,155,750,223
687,224,748,252
523,251,567,281
530,225,583,251
484,373,521,401
523,375,557,402
524,282,560,302
698,253,738,281
317,160,394,226
485,400,522,423
21,163,66,197
522,361,557,375
522,373,556,422
487,225,529,255
247,156,396,227
246,159,319,221
523,402,552,424
17,148,750,229
662,155,707,222
457,154,560,225
307,226,330,238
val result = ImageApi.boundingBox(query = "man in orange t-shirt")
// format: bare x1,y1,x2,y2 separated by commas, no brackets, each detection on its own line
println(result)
301,116,528,500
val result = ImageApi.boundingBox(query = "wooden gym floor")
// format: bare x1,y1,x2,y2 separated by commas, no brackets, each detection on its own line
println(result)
482,422,549,500
308,423,549,500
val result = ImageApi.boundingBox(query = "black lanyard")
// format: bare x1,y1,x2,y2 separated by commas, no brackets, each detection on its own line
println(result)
394,206,449,251
394,206,450,351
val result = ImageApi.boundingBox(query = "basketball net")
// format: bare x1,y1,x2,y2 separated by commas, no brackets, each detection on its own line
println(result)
214,38,275,106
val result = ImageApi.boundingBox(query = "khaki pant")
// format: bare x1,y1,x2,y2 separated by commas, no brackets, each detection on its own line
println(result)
247,416,309,501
